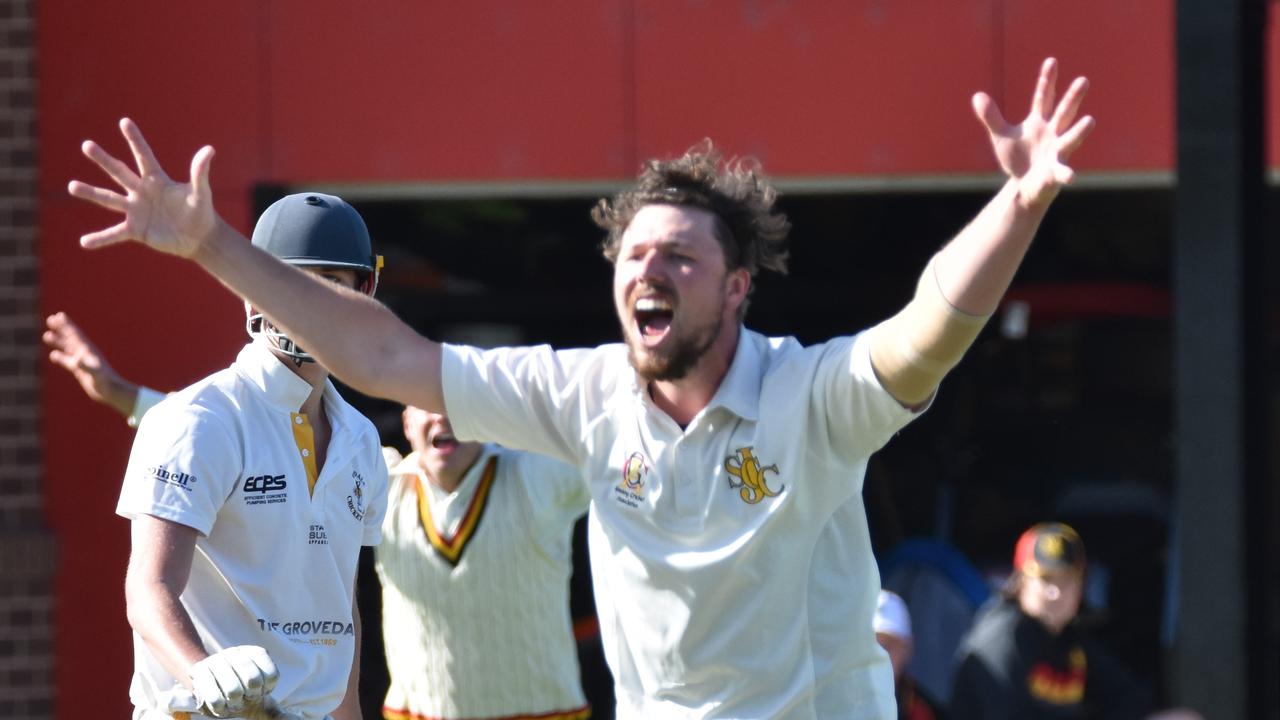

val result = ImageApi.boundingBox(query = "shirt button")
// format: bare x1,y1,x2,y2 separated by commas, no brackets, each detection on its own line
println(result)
295,417,304,425
301,449,310,457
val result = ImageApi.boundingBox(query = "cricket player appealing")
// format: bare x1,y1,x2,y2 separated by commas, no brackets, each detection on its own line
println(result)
112,193,389,720
377,406,592,720
70,58,1092,718
44,318,594,720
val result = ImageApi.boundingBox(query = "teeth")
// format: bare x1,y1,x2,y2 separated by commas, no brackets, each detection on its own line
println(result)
635,297,672,312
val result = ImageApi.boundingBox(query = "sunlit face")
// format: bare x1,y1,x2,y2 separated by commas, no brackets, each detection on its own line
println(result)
611,204,748,382
402,405,483,487
1018,569,1084,634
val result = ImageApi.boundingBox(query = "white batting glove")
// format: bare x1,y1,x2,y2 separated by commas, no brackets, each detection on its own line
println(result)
159,685,200,715
237,695,305,720
187,645,280,718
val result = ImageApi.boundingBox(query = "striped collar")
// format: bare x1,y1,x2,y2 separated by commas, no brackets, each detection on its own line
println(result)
401,454,498,566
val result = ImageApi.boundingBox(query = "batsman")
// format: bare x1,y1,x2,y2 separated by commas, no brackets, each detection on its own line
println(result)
109,193,390,720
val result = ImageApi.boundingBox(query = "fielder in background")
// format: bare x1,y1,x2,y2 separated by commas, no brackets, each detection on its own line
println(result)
103,193,390,720
45,318,594,720
873,590,937,720
378,406,591,720
949,523,1205,720
70,58,1091,719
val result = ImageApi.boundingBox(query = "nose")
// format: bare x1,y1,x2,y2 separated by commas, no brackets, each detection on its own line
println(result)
635,248,666,285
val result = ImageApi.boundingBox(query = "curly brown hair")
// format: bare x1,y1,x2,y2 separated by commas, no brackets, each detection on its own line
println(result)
593,140,791,281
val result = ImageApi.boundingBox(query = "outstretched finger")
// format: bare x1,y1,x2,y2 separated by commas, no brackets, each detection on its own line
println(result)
1051,76,1089,135
1057,115,1096,158
80,141,141,193
190,145,216,205
46,313,88,351
46,311,72,334
1030,57,1058,120
80,221,133,250
971,92,1009,136
120,118,166,179
47,348,78,372
66,181,128,213
1053,162,1076,186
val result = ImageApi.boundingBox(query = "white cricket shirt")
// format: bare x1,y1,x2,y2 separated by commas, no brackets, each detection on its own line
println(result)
442,328,920,719
376,445,590,720
117,341,389,720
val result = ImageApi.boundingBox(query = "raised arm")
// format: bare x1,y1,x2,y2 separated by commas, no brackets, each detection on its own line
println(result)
935,57,1093,312
871,58,1094,406
44,312,140,418
67,119,445,413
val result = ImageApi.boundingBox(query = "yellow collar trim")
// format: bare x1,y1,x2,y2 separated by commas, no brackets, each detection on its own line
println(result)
416,456,497,566
290,412,319,496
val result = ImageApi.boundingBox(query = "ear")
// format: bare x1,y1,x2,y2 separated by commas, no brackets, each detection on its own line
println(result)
724,268,751,315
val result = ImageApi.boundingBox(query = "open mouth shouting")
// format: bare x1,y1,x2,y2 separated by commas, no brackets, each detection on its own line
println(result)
428,428,459,456
633,295,675,348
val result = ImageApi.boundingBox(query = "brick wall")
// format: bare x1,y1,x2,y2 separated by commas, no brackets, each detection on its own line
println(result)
0,0,54,717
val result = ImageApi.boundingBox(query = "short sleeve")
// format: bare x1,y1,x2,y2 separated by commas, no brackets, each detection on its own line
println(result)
361,439,391,546
116,397,243,536
441,343,603,466
511,450,590,553
809,331,923,465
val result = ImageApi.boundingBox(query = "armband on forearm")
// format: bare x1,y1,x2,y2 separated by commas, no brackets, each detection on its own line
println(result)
127,386,167,428
870,255,991,406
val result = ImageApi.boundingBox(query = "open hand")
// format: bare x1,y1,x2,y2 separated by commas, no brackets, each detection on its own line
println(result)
972,58,1095,209
67,118,219,258
43,311,137,416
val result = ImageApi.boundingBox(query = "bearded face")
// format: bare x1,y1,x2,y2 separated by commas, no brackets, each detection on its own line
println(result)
612,205,744,383
622,277,725,381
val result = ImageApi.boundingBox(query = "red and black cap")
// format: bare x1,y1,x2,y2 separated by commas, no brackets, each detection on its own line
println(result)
1013,522,1086,577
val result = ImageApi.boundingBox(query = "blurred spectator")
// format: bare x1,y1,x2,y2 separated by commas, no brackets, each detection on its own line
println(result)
880,538,991,706
875,590,941,720
949,522,1204,720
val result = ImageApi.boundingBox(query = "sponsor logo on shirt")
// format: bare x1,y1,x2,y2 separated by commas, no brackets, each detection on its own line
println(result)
257,617,354,647
308,523,327,546
346,469,367,521
242,473,288,505
1027,646,1087,705
146,466,197,492
724,447,784,504
614,452,648,508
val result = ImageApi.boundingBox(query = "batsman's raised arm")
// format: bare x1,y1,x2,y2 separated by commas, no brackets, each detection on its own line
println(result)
68,118,444,413
870,58,1094,407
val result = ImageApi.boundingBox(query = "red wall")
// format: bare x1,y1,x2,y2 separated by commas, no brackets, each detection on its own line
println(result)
36,1,1261,716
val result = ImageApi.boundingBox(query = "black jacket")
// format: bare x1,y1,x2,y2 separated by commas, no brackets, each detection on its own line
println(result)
949,600,1153,720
